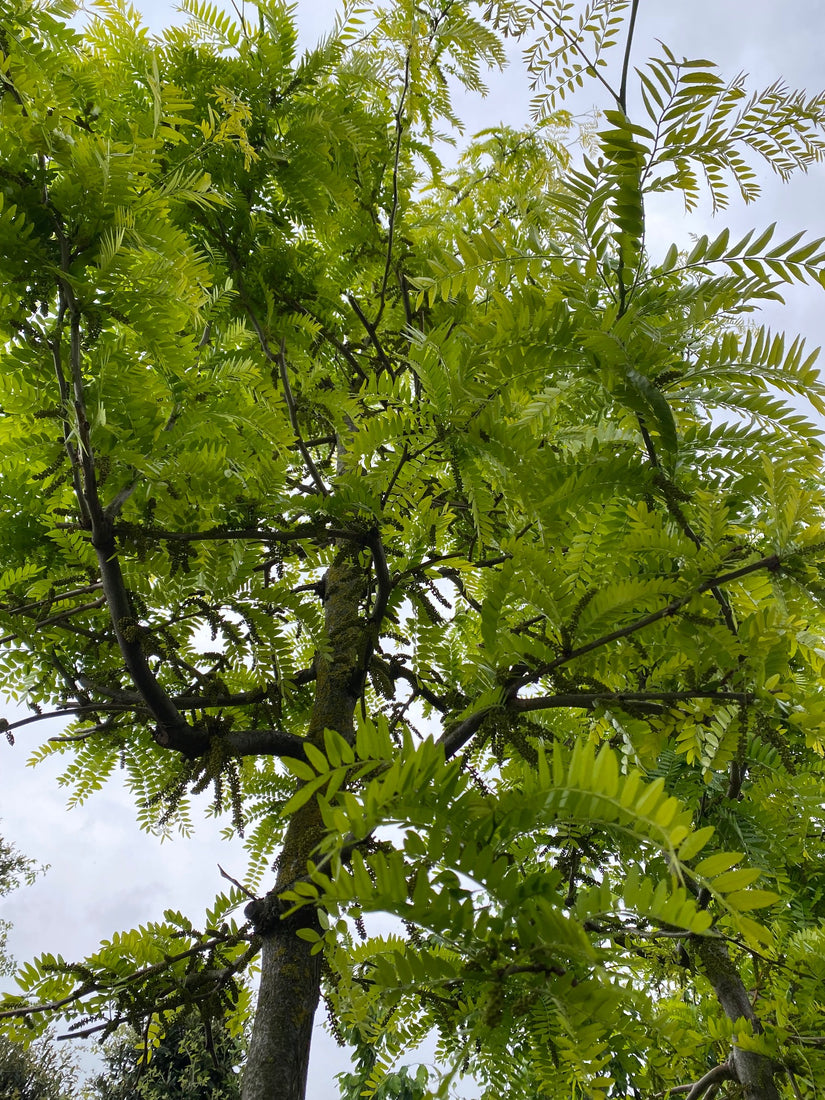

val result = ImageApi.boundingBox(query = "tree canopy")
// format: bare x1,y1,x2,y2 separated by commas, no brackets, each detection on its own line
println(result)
1,1,825,1098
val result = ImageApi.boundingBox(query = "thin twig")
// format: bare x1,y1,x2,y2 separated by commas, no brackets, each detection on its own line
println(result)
375,52,411,325
278,340,328,495
1,704,145,736
2,583,103,618
440,552,784,758
0,930,249,1022
33,597,106,629
57,1019,114,1040
393,552,511,584
371,656,451,714
524,0,621,108
640,419,737,636
347,294,395,374
381,444,410,508
51,294,92,530
786,1065,804,1100
218,864,257,901
50,722,123,744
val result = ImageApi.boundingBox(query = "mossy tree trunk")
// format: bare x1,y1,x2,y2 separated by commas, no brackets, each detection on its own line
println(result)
241,548,370,1100
691,935,781,1100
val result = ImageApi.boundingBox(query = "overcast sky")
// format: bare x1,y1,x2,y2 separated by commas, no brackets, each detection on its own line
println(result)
1,2,824,1096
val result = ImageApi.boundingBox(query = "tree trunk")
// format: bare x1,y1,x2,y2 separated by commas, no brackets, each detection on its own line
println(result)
240,906,322,1100
691,935,781,1100
241,548,369,1100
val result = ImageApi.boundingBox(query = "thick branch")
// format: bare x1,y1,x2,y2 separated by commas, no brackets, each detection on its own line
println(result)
654,1063,735,1100
92,521,193,740
153,723,308,761
684,1062,735,1100
57,261,195,746
73,675,315,712
440,709,488,760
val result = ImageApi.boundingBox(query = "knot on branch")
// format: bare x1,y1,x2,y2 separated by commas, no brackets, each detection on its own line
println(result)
152,720,209,758
244,894,301,936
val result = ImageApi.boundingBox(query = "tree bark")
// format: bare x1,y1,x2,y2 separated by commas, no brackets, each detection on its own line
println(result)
241,548,369,1100
691,934,781,1100
241,908,322,1100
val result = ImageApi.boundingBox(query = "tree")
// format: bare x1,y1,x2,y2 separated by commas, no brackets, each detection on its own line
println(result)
85,1009,244,1100
0,833,37,978
0,1034,78,1100
0,1,825,1098
0,833,78,1100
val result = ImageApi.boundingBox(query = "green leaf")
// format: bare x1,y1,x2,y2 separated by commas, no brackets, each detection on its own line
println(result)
678,826,715,862
725,889,780,910
712,867,763,893
694,853,744,878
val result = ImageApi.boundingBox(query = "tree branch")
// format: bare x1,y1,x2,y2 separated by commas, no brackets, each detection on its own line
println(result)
375,52,410,325
1,704,146,737
111,519,337,546
513,689,752,714
51,294,91,530
2,583,103,617
32,597,106,629
440,554,784,756
381,444,409,509
440,709,489,760
56,253,197,747
618,0,641,113
371,655,453,713
0,928,250,1023
653,1062,734,1100
525,0,622,108
347,294,395,374
368,531,392,626
690,934,781,1100
277,340,328,496
639,416,737,636
394,552,511,584
517,552,781,687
